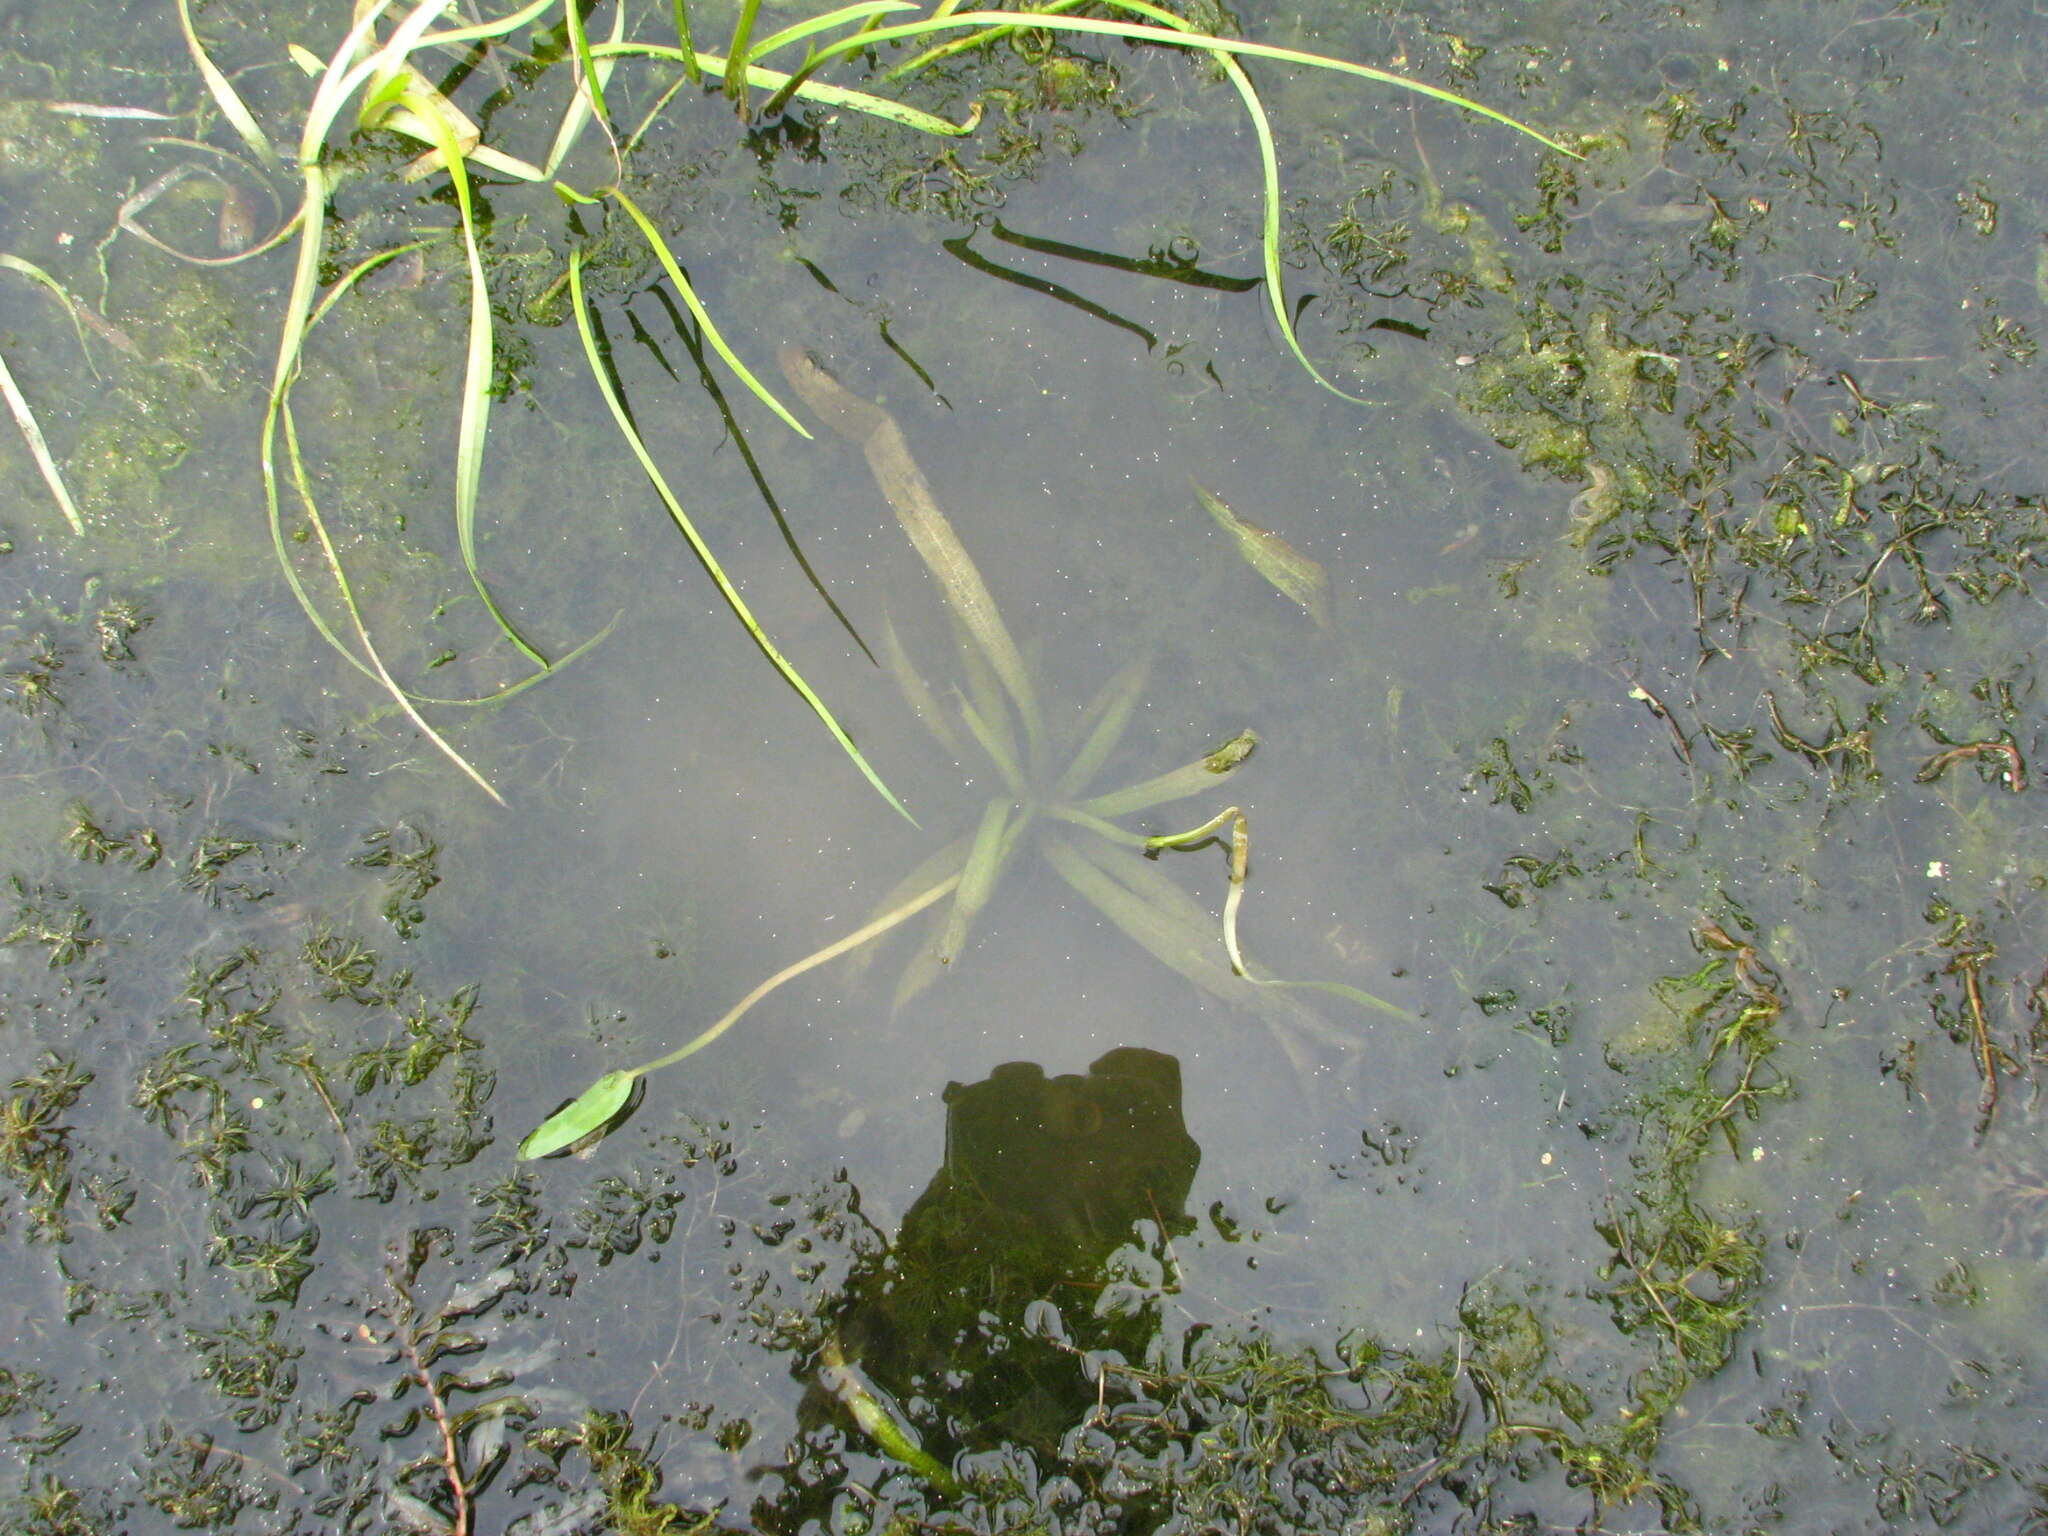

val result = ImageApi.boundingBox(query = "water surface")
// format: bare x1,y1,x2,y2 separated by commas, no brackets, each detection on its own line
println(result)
1,1,2044,1531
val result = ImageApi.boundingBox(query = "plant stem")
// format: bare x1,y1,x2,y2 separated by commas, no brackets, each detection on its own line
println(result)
628,870,963,1078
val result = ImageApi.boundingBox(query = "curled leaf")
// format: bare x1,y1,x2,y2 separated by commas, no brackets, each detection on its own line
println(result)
1145,804,1250,974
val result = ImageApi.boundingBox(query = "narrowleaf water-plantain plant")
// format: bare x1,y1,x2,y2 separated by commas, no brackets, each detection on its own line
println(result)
520,350,1414,1159
141,1,1570,1158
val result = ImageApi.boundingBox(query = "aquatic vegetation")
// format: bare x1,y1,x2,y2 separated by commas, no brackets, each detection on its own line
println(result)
8,2,2048,1531
1192,479,1330,628
794,1047,1200,1485
141,0,1570,807
547,1410,718,1536
0,255,92,537
521,353,1410,1158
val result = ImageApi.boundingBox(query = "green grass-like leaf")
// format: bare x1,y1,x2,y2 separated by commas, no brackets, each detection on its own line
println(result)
417,0,556,49
563,0,611,128
0,351,82,537
605,189,812,437
882,0,1090,80
395,86,553,670
0,254,92,536
547,0,625,178
593,41,983,136
770,8,1578,157
255,1,630,803
754,2,1575,399
747,0,920,66
567,247,916,825
671,0,703,84
278,395,508,804
724,0,766,114
175,0,279,166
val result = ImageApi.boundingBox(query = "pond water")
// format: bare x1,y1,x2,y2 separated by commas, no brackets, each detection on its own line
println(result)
1,1,2044,1532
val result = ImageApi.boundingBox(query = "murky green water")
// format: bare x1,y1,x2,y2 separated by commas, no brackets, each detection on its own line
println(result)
2,0,2044,1531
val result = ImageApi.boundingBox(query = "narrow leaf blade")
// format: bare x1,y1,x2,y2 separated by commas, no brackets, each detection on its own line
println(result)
936,797,1013,964
0,351,84,536
568,249,915,824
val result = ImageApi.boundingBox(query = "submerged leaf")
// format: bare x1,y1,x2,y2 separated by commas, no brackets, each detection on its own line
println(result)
519,1069,636,1159
936,797,1015,965
0,350,82,537
1078,729,1257,819
1194,480,1330,627
779,346,1043,756
959,689,1026,798
882,614,967,759
1052,659,1149,802
817,1335,960,1493
844,832,975,990
891,938,945,1014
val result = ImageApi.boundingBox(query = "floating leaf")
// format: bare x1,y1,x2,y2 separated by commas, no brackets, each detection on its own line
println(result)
526,873,966,1162
519,1069,636,1159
